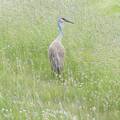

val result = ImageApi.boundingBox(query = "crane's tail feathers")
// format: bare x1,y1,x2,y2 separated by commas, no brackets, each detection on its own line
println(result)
52,65,61,74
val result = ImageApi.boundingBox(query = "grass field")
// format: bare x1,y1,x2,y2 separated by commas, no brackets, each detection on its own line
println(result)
0,0,120,119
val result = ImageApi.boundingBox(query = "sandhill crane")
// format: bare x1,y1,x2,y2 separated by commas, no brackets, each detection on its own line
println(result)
48,17,73,74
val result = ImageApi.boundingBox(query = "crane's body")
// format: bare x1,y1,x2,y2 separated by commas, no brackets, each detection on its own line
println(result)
48,34,64,74
48,17,73,74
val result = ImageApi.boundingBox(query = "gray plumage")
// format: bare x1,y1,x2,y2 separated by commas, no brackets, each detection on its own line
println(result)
48,35,64,74
48,17,73,74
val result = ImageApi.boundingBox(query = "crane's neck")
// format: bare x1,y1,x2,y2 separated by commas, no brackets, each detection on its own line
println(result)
57,22,63,41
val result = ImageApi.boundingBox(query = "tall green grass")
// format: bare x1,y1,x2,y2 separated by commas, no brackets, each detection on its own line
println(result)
0,0,120,119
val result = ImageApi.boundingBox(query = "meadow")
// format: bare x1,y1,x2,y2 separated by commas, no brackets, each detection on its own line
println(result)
0,0,120,119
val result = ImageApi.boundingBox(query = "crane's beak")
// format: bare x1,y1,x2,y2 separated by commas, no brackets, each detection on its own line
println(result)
62,18,74,24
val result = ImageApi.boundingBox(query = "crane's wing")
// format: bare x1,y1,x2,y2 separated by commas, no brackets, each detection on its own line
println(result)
48,41,64,74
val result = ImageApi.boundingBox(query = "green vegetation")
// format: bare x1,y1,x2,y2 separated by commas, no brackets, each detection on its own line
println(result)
0,0,120,119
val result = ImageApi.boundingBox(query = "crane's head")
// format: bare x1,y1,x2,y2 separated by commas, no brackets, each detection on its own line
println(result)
58,17,74,34
58,17,74,24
